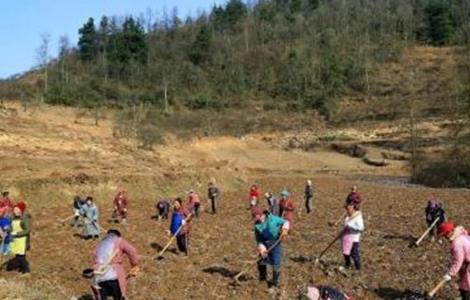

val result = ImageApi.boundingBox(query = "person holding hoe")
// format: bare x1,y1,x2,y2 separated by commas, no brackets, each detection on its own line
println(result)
169,198,192,256
429,221,470,299
84,229,140,300
112,188,128,224
81,196,100,240
425,200,446,241
254,210,289,291
340,202,364,271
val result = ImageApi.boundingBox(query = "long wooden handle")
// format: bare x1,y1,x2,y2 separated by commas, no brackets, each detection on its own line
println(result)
428,278,447,298
94,249,119,275
59,215,75,223
333,212,347,226
318,231,343,259
234,238,282,281
415,217,440,246
157,214,192,258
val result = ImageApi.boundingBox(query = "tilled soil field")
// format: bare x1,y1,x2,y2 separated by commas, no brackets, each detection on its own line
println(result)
3,175,470,299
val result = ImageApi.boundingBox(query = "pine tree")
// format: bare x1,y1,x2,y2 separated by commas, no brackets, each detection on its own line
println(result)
78,18,98,60
225,0,248,27
189,25,212,65
424,0,455,45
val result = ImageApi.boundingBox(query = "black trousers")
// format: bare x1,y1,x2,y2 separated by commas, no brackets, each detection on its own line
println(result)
176,234,188,254
305,196,313,213
192,203,200,218
158,207,168,219
98,279,124,300
6,254,30,273
461,289,470,300
210,197,218,214
344,242,361,270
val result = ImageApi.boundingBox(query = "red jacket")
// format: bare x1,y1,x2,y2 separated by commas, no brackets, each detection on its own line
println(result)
280,198,294,223
249,188,261,200
113,193,128,212
0,197,13,216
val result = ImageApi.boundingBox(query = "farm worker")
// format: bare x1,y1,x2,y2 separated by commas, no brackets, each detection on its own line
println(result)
71,196,86,227
341,202,364,271
250,184,261,199
345,186,362,208
299,284,354,300
250,198,262,223
437,221,470,300
304,180,314,214
80,196,100,240
425,200,446,240
208,181,220,214
279,189,294,228
112,188,128,223
155,200,171,220
0,209,12,255
265,192,280,216
7,201,31,274
248,184,261,208
187,190,201,218
254,210,289,290
90,229,140,300
0,191,13,217
170,198,192,256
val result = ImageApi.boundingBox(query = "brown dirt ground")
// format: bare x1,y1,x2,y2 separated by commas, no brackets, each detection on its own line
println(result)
0,102,469,300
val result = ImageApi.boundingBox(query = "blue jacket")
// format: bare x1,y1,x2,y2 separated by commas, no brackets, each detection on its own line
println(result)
170,211,184,235
254,214,286,244
0,217,12,243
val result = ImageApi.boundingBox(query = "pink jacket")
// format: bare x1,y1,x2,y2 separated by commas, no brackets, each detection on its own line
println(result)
188,192,200,207
93,236,139,298
448,227,470,291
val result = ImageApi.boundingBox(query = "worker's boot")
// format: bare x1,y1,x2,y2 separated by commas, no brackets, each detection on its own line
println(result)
258,265,267,282
271,270,281,288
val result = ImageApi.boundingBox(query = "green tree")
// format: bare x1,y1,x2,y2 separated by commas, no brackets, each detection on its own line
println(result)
189,25,212,65
424,0,455,45
224,0,248,26
78,18,98,60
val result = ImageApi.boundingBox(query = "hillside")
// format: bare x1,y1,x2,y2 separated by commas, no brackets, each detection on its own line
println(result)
0,0,469,298
0,98,469,299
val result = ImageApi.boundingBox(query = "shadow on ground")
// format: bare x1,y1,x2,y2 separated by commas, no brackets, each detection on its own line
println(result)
374,287,427,300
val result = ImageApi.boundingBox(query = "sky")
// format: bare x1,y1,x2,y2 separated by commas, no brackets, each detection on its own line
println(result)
0,0,227,79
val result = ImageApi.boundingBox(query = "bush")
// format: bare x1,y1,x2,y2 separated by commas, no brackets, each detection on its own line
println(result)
412,156,470,188
136,109,165,149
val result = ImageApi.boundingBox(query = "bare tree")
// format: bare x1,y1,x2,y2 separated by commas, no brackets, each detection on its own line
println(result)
36,33,51,99
58,35,71,87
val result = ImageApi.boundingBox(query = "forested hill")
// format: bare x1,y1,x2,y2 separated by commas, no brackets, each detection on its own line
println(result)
1,0,470,120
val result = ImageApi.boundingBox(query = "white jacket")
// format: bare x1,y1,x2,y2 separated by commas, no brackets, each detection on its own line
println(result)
343,211,364,243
